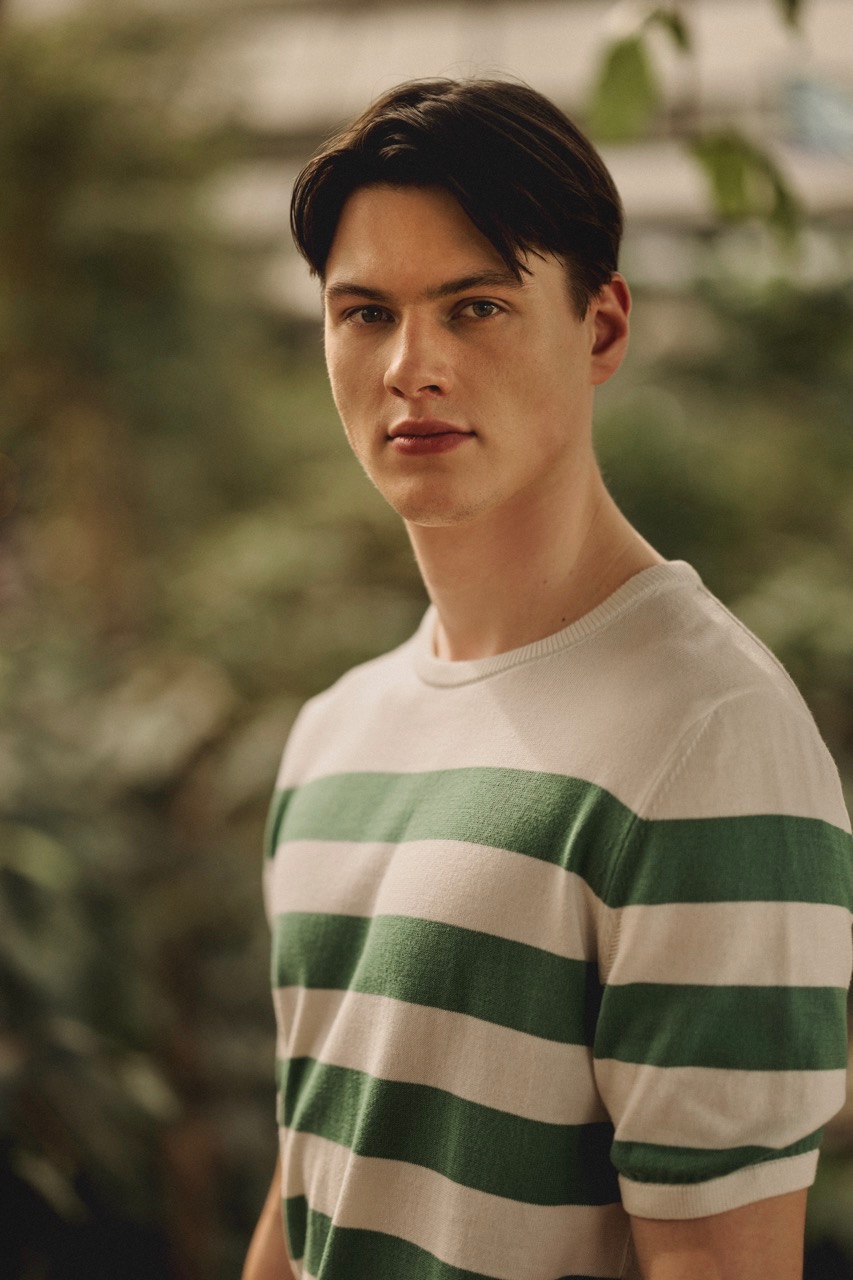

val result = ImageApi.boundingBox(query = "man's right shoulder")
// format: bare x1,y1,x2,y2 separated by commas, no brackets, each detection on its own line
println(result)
273,624,422,787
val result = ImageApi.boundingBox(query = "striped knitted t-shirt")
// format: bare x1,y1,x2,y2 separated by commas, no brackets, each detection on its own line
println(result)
264,559,853,1280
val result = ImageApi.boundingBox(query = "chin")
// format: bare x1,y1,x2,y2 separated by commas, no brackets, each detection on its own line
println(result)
385,490,494,528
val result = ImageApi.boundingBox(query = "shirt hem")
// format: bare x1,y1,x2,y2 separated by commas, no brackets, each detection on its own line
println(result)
619,1148,819,1220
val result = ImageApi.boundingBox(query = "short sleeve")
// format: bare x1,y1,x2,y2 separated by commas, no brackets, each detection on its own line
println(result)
592,689,853,1219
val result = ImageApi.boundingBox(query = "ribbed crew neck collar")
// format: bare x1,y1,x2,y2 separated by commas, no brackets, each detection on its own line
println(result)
412,560,702,688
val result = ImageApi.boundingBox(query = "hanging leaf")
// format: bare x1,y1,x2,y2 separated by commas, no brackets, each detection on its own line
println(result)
645,7,692,52
588,35,662,142
774,0,804,28
690,128,802,240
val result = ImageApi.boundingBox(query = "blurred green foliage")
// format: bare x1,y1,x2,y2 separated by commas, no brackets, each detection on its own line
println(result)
588,35,663,141
587,1,804,239
587,6,689,142
690,132,801,240
0,6,850,1280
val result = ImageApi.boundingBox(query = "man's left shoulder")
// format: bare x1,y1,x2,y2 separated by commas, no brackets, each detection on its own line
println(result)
618,567,806,720
643,584,848,829
609,570,850,830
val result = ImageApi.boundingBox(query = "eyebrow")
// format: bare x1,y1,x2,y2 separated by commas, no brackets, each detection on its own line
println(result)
324,270,524,305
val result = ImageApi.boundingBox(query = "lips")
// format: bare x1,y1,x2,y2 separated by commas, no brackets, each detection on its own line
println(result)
386,419,475,457
388,418,473,439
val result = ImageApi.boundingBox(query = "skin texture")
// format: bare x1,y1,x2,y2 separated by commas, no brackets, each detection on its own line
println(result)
322,183,662,660
243,182,814,1278
630,1189,808,1280
323,185,607,530
241,1157,295,1280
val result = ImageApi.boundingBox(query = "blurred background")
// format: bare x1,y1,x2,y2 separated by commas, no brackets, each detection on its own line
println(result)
0,0,851,1275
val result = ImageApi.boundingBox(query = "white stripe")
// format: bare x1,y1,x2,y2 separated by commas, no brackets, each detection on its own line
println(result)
268,837,604,961
276,590,850,830
595,1059,847,1149
603,900,853,987
275,985,608,1125
262,857,276,928
620,1149,819,1220
279,1127,632,1280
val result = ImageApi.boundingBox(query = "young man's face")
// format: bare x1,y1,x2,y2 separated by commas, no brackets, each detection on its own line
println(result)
322,183,628,528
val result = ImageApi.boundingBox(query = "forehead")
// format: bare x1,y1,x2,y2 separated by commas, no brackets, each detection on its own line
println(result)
325,184,509,283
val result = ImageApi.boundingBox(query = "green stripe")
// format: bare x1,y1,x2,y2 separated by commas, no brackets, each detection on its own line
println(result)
615,811,853,908
284,1193,308,1264
278,1058,619,1207
272,912,603,1045
611,1128,823,1185
595,983,849,1070
266,769,853,907
284,1200,616,1280
265,770,632,897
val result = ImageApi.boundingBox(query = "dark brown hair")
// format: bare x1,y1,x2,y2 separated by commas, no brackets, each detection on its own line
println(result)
290,77,623,317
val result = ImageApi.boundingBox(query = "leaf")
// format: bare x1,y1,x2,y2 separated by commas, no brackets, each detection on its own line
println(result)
773,0,804,28
0,822,77,892
646,7,692,52
11,1151,87,1223
690,129,802,240
588,35,662,142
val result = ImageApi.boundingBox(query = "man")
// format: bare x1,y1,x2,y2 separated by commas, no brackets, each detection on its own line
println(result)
244,78,853,1280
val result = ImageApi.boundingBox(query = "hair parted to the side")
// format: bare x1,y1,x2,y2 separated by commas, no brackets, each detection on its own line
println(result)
290,77,624,317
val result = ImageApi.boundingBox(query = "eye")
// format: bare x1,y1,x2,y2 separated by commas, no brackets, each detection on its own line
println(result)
459,300,502,319
347,305,391,325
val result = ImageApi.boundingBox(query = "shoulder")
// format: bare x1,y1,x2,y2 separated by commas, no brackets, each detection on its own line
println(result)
559,563,847,824
517,563,849,832
631,576,848,830
601,562,816,727
271,624,423,789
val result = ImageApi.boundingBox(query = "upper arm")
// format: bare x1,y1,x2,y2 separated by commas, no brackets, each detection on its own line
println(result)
629,1188,808,1280
242,1156,297,1280
592,691,851,1227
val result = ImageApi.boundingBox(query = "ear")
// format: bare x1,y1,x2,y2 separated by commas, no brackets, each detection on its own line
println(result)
589,273,631,386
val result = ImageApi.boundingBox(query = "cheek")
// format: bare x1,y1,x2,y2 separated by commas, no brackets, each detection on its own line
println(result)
497,343,591,458
529,333,589,401
324,350,354,419
326,340,381,415
492,345,570,419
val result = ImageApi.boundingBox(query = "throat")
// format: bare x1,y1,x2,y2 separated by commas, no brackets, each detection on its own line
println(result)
413,484,664,662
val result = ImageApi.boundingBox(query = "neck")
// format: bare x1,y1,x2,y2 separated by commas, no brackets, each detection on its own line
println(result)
406,457,664,662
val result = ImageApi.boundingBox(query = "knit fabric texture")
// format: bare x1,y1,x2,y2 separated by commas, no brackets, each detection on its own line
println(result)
264,560,853,1280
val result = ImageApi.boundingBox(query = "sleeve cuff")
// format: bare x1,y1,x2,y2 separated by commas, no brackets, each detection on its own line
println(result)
620,1148,819,1220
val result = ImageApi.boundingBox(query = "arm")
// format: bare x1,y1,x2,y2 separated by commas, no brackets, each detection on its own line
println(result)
630,1188,807,1280
242,1156,297,1280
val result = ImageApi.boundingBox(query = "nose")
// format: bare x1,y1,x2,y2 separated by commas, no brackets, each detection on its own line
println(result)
383,316,451,400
